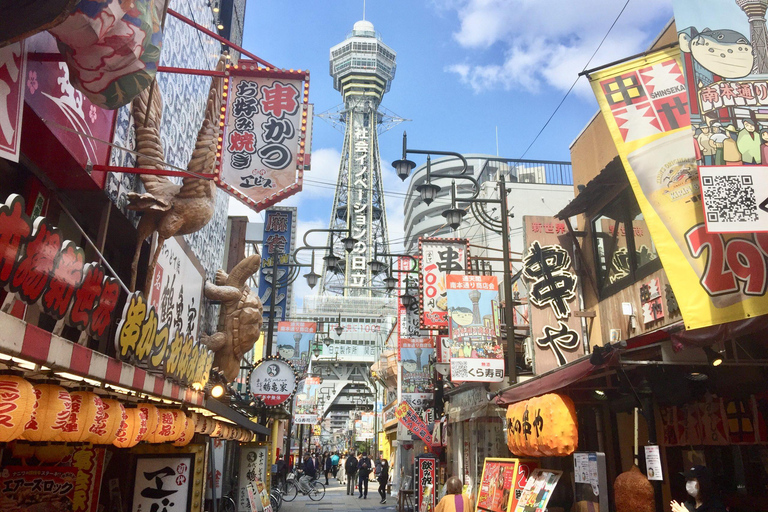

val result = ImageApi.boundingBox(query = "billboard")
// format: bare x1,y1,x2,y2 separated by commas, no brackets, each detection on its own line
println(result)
258,207,297,325
419,238,469,331
398,337,434,410
275,321,315,380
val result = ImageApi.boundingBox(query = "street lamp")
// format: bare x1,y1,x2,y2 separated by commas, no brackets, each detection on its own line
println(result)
304,251,321,289
334,313,344,337
442,181,466,229
383,274,398,292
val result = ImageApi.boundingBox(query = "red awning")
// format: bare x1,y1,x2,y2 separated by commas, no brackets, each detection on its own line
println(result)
493,351,618,406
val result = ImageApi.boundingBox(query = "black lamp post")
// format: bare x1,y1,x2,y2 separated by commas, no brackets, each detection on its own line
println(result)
392,132,519,383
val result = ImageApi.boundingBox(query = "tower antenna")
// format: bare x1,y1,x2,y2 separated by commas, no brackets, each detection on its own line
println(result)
363,0,366,20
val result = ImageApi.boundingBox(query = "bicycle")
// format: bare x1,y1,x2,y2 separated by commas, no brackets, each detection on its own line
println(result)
217,488,237,512
281,471,326,501
270,486,282,512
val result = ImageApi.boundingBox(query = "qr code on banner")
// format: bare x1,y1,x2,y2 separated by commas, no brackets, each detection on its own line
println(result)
701,175,758,223
451,360,468,379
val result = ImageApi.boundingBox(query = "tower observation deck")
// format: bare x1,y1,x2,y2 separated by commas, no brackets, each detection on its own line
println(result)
321,20,396,297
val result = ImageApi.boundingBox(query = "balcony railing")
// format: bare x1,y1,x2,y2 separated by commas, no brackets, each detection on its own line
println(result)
479,158,573,186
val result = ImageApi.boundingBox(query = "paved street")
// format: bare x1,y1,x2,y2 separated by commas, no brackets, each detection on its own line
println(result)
280,478,395,512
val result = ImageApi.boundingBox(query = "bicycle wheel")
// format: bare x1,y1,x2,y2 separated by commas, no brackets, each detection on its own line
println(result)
308,481,326,501
282,481,298,502
270,492,280,511
219,496,237,512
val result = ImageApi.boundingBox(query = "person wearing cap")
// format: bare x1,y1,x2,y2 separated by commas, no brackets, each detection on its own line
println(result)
670,465,726,512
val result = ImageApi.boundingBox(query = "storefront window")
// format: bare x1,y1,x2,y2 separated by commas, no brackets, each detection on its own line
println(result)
592,190,660,297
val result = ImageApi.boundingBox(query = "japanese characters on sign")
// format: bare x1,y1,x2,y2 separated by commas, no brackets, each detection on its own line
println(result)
258,207,297,323
216,64,309,211
132,455,193,512
398,338,434,410
0,467,77,510
348,118,372,291
522,216,584,374
506,393,578,457
238,445,269,511
0,42,26,163
0,194,120,342
419,238,469,331
415,455,438,512
293,378,320,424
248,357,298,408
640,277,664,325
320,342,377,362
398,256,422,339
395,401,433,446
446,275,504,383
275,321,315,379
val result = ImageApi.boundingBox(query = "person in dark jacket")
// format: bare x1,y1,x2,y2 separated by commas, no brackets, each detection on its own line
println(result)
358,452,372,499
324,452,333,485
377,456,390,504
345,452,359,496
671,465,727,512
300,453,316,492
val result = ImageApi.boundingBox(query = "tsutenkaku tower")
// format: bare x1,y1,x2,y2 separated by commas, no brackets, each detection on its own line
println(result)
320,20,396,296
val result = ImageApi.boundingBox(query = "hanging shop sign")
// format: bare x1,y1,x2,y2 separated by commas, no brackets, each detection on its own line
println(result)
293,378,320,424
0,194,120,342
259,207,297,323
639,277,664,325
672,0,768,234
115,291,214,388
248,356,298,407
0,41,26,163
414,454,438,512
513,469,562,512
395,400,433,446
522,216,584,374
216,64,310,211
419,238,469,331
446,274,504,382
148,236,205,342
588,46,768,330
476,458,539,512
238,444,269,511
275,321,315,379
398,256,423,339
506,393,578,457
132,454,194,512
398,337,434,410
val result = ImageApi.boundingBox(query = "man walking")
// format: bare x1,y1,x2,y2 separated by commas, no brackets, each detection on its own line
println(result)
300,453,316,493
331,451,340,478
377,453,389,504
345,452,358,496
324,451,333,485
358,452,372,499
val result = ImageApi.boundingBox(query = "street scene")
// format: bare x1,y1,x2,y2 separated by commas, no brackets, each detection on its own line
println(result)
1,0,768,512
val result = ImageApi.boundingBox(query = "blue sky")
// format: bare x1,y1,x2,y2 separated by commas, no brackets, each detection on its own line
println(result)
228,0,673,300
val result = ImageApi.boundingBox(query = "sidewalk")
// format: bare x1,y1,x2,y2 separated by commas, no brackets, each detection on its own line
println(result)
280,478,395,512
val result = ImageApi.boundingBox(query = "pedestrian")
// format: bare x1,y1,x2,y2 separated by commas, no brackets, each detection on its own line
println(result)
324,451,333,485
358,452,372,499
377,455,389,504
670,465,726,512
300,453,316,493
275,453,288,489
345,451,358,496
338,453,347,485
435,476,472,512
331,451,340,477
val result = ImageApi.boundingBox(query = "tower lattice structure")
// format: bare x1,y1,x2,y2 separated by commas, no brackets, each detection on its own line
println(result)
320,20,396,297
737,0,768,74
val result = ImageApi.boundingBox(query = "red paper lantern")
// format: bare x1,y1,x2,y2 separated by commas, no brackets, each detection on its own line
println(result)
113,406,149,449
23,384,72,442
58,391,105,443
92,398,126,444
136,403,159,442
173,414,195,447
0,375,36,442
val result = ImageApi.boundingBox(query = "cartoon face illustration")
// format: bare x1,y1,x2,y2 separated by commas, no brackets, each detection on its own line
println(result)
277,345,295,359
679,27,754,79
267,363,280,377
402,359,419,373
450,307,474,327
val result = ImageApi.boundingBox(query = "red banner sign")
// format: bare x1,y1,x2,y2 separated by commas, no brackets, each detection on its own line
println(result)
395,400,433,446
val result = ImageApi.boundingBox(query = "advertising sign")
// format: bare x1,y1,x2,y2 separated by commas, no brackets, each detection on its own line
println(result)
522,216,584,374
398,256,422,339
395,400,433,446
238,444,269,511
293,377,321,424
398,338,434,410
415,454,438,512
132,455,194,512
275,321,315,379
248,357,298,407
319,342,377,362
588,46,768,330
476,458,538,512
259,207,297,324
419,238,469,331
0,466,77,510
445,274,504,382
217,64,309,211
513,469,562,512
0,42,25,163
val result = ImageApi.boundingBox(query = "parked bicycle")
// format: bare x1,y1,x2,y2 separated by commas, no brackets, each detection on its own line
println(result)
280,470,326,501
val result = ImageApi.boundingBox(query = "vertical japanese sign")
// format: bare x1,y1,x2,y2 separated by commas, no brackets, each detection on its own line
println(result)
238,444,269,511
522,216,583,374
395,401,433,445
589,46,768,330
347,114,372,292
132,455,193,512
398,256,421,340
398,338,434,410
415,454,438,512
259,207,297,327
275,321,315,379
0,41,25,162
419,238,469,331
217,63,309,211
294,377,321,424
673,0,768,234
446,275,504,382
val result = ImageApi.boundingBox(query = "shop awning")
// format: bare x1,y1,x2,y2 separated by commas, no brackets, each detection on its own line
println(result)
204,397,270,435
493,350,619,406
555,156,628,219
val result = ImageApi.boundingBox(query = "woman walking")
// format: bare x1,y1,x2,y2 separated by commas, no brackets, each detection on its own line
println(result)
377,457,390,504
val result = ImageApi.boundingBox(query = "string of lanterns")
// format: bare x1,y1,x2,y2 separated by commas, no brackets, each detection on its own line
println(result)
0,374,256,450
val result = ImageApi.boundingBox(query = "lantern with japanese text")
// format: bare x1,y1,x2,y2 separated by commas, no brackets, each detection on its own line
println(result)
173,414,195,447
506,393,578,457
210,421,223,438
35,443,74,463
136,403,159,442
58,391,105,443
92,398,126,444
113,405,149,449
146,408,186,443
23,383,72,442
0,375,36,442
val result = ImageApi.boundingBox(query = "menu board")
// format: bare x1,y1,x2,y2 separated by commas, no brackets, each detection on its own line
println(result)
513,469,561,512
476,458,538,512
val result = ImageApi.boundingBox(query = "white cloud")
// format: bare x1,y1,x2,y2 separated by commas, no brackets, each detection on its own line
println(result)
441,0,673,95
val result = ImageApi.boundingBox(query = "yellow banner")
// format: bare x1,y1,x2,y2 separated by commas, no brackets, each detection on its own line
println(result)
589,47,768,330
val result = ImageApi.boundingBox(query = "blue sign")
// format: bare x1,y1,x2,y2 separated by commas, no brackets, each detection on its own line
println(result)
257,207,297,323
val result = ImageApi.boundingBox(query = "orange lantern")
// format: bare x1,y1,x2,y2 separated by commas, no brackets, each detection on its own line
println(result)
0,375,36,442
210,421,223,438
136,403,159,442
506,393,578,457
92,398,126,444
35,444,73,463
146,409,186,443
172,414,195,447
23,384,72,442
200,416,216,435
59,391,105,443
113,406,149,448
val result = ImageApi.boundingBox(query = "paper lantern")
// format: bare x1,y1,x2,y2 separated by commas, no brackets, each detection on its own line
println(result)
200,416,216,435
35,444,73,463
23,384,72,442
210,421,223,438
10,440,36,460
173,414,195,447
136,403,159,442
59,391,105,443
506,393,578,457
113,406,149,449
0,375,36,442
92,398,126,444
146,409,186,443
